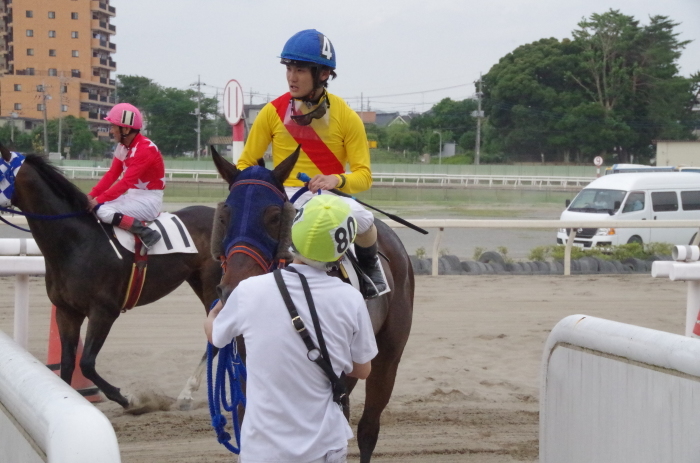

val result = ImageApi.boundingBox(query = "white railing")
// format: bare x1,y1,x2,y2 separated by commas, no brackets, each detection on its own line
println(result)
0,239,120,463
373,172,594,189
383,219,700,276
55,166,592,188
540,315,700,462
5,217,700,278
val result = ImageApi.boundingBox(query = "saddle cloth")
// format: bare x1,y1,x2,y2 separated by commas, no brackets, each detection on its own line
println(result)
113,213,198,255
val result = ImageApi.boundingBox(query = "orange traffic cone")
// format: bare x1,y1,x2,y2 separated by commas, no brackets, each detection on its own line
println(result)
46,305,102,402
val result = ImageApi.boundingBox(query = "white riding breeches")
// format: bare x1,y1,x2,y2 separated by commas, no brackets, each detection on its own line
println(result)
95,189,163,224
285,187,374,234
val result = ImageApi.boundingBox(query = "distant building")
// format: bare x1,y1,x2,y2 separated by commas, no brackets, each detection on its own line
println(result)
0,0,116,139
359,111,416,127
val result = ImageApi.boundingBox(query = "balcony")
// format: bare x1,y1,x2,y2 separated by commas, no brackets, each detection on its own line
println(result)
91,19,114,35
91,1,116,17
91,38,113,53
91,55,116,71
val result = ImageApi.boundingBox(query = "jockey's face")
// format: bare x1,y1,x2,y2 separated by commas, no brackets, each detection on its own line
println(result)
286,64,314,99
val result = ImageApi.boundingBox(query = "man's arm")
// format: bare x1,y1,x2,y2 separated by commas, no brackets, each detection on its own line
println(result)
204,300,224,344
347,361,371,380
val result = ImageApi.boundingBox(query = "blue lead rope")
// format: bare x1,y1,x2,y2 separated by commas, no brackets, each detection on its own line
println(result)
207,302,247,454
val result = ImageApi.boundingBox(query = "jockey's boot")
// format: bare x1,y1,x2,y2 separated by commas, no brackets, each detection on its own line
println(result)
113,213,161,249
355,241,387,299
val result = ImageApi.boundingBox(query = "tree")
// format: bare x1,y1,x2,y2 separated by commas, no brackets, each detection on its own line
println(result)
482,10,698,164
35,116,109,158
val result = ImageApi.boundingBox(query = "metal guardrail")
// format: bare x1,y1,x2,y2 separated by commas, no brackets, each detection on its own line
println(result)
57,166,592,188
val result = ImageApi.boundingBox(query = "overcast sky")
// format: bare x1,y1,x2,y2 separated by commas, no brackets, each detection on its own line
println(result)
112,0,700,114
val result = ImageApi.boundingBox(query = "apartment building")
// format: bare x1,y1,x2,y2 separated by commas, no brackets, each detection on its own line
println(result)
0,0,116,140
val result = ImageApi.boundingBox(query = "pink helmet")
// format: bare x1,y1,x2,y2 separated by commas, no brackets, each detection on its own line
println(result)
104,103,143,130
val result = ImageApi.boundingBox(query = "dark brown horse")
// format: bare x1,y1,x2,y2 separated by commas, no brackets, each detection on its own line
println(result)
0,144,222,410
210,147,414,462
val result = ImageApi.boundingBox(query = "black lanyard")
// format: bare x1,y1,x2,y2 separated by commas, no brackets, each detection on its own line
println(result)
273,267,348,407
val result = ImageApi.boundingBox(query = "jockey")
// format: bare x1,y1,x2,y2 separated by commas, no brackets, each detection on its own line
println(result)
237,29,387,298
87,103,164,249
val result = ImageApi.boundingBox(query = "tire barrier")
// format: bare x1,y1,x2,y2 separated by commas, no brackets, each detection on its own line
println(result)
408,253,670,276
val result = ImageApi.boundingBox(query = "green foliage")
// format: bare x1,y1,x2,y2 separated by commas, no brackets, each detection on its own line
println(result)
415,247,426,259
473,246,486,261
439,248,451,257
529,242,675,261
482,10,698,164
116,75,220,156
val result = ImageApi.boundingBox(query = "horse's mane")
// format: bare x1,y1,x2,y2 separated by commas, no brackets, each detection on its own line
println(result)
24,155,89,210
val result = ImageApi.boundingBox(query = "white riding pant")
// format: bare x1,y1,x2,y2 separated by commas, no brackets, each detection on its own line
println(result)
285,187,374,234
238,447,346,463
95,189,163,224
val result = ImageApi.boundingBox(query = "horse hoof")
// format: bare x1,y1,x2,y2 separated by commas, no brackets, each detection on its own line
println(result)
177,398,193,411
123,393,147,415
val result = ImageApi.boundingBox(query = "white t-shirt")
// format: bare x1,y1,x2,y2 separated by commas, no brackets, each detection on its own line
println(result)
212,263,378,463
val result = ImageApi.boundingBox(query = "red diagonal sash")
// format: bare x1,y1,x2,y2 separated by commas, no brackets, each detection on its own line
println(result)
271,93,345,175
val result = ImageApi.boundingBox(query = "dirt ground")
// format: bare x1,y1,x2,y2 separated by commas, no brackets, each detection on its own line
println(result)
0,274,686,462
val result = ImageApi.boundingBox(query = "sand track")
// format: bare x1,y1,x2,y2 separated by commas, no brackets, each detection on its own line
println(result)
0,274,685,462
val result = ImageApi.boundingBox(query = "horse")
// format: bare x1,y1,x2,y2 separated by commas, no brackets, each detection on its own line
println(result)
210,146,414,462
0,143,222,410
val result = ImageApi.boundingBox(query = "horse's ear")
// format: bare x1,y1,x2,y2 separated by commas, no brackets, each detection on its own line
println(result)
0,142,12,162
211,145,240,185
272,144,300,186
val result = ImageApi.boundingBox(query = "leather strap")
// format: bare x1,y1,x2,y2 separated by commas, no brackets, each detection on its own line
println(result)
273,268,347,406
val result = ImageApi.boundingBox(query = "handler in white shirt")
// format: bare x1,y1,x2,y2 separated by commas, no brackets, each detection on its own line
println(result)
205,195,378,463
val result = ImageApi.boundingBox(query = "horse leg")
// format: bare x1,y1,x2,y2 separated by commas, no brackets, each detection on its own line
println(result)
79,311,130,408
356,347,404,463
177,267,221,410
176,346,218,411
55,307,85,385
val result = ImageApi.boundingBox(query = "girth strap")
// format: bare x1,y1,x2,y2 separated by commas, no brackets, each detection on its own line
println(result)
121,239,148,311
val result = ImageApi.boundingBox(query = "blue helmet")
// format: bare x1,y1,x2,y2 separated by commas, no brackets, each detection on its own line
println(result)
280,29,336,69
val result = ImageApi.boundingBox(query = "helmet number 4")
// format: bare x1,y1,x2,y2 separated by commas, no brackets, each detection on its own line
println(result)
321,35,333,60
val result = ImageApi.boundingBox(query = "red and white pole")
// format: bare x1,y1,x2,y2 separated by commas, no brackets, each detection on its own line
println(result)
232,120,244,164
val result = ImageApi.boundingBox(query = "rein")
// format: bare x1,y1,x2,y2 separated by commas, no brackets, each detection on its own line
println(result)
0,206,89,233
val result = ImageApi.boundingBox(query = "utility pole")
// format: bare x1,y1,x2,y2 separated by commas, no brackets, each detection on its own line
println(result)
475,73,483,166
360,92,363,122
9,112,17,143
195,75,202,160
41,82,50,155
249,87,253,106
58,73,64,158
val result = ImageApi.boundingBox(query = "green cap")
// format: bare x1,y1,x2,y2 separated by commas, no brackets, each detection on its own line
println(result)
292,195,357,263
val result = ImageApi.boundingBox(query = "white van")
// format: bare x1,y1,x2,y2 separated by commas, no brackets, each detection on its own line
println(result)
556,172,700,247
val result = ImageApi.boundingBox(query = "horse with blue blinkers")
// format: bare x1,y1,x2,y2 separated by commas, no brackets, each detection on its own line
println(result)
210,146,414,463
0,143,222,410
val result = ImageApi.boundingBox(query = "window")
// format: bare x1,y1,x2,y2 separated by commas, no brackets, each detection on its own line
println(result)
13,84,21,91
48,49,56,57
71,50,79,57
62,85,68,93
26,30,33,37
651,191,679,212
48,30,56,38
14,103,21,110
25,10,32,18
61,105,68,112
71,69,80,78
26,68,35,76
37,104,45,111
26,48,33,56
36,85,43,92
48,68,57,76
622,192,645,213
48,11,55,19
71,12,78,19
681,191,700,211
71,31,78,39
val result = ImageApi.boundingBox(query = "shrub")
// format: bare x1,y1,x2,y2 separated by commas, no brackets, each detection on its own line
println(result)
415,246,426,259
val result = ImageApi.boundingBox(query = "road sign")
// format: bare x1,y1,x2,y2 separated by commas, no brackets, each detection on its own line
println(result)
594,156,603,167
223,79,244,125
